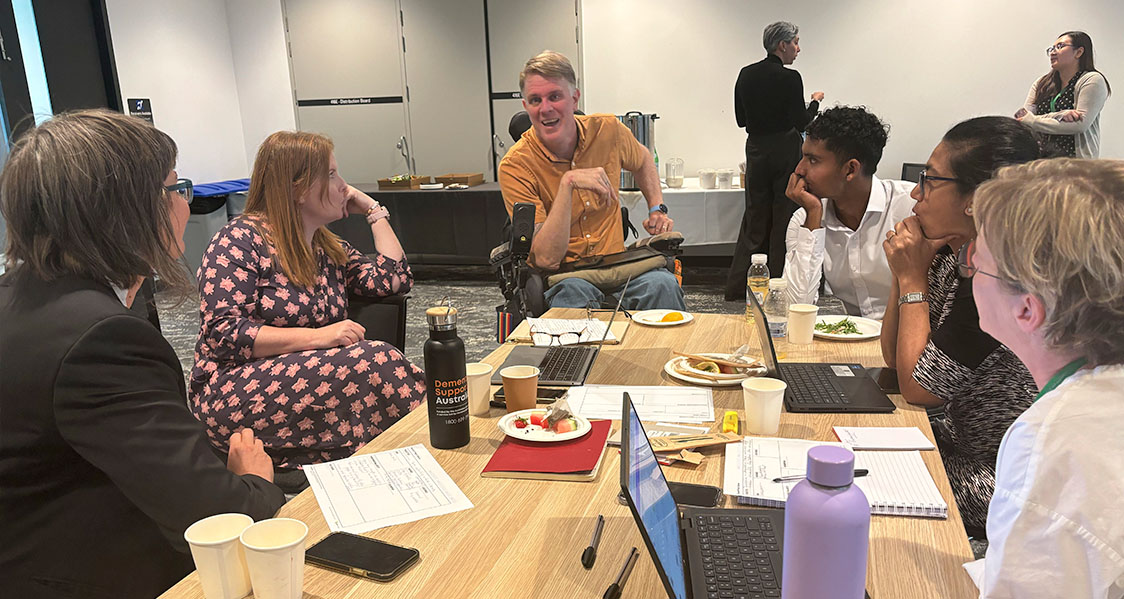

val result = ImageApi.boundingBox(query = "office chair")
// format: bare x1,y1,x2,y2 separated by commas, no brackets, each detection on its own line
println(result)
347,293,409,352
901,162,926,185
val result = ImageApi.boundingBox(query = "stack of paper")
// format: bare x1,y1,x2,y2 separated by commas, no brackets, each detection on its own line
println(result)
304,444,473,534
565,385,715,423
833,426,936,451
723,437,947,519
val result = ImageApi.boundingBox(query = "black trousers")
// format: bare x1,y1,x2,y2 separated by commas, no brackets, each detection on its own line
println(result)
724,130,802,300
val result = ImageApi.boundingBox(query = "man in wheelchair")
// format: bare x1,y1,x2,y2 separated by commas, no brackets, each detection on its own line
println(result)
497,50,686,313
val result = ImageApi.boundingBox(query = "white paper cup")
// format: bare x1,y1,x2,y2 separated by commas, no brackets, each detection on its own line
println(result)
184,513,254,599
788,303,819,345
239,518,309,599
742,377,787,436
466,362,494,416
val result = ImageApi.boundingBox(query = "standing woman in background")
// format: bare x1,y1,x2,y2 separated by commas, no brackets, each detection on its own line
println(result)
727,21,825,297
1016,31,1111,158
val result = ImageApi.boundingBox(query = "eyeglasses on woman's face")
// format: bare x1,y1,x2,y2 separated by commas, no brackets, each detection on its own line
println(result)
1046,42,1074,55
165,178,194,205
957,238,1006,281
917,169,960,196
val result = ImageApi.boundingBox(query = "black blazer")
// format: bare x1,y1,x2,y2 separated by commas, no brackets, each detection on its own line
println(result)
0,271,285,598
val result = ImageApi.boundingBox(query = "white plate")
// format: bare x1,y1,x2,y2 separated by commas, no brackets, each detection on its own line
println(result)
663,353,767,387
497,409,592,442
813,315,882,340
419,183,445,190
632,309,694,327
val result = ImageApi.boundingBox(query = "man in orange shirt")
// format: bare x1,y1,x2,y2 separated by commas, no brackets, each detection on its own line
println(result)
498,51,686,310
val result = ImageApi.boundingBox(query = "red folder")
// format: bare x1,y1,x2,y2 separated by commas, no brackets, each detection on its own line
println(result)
481,419,612,482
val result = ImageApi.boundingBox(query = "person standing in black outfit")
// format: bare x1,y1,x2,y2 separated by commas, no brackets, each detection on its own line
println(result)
726,21,824,299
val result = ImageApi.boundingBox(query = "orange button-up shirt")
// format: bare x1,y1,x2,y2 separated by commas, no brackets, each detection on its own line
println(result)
498,114,648,266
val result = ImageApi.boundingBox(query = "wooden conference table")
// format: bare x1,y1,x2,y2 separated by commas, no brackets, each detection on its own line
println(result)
162,310,977,599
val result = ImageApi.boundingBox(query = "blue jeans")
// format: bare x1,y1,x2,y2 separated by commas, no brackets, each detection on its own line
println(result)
544,268,687,311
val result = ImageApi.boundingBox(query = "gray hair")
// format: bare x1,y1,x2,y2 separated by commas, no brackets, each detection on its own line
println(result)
763,21,798,53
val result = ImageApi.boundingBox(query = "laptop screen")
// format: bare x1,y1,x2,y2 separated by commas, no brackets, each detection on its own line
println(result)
622,394,688,599
746,288,781,378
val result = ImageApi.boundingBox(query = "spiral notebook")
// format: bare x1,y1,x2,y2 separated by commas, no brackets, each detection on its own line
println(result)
723,438,948,519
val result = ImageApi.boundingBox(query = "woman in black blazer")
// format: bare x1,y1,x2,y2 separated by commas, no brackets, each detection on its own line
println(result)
0,110,285,598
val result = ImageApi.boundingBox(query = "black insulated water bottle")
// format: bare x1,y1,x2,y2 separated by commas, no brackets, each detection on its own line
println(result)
423,305,470,449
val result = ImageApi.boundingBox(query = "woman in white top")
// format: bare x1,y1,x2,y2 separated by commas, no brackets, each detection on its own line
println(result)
963,158,1124,598
1016,31,1111,158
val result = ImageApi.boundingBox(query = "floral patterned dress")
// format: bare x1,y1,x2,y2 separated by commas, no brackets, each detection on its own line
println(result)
189,215,425,468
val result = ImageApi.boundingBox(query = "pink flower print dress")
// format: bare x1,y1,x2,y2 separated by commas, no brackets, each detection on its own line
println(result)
189,216,425,468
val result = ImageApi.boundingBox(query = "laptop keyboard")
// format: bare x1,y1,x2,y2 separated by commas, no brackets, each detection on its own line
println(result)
538,346,592,382
695,514,781,598
781,363,850,405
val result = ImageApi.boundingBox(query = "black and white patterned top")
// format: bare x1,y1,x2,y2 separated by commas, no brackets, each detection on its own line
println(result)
1034,70,1086,158
912,248,1036,531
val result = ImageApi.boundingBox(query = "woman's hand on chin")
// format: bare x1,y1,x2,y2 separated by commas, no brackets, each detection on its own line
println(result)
345,185,376,215
884,216,953,287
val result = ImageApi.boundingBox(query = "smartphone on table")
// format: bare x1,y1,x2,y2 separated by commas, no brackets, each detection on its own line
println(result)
867,367,900,394
305,532,419,582
489,386,568,408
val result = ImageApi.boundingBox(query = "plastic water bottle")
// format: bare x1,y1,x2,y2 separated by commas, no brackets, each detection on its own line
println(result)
781,445,870,599
423,305,470,449
763,278,790,338
745,254,770,324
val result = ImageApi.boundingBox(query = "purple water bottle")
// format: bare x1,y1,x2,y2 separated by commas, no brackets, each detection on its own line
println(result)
781,445,870,599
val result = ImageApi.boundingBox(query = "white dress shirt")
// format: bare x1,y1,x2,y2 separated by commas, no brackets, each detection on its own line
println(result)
963,364,1124,598
781,176,916,319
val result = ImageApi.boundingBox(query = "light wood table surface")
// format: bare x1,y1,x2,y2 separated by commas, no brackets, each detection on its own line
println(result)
161,310,977,599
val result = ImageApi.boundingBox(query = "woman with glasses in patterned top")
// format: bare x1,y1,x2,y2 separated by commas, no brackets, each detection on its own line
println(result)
879,116,1039,538
1015,31,1111,158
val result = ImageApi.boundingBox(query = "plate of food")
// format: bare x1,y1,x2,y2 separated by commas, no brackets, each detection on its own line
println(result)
663,353,767,387
813,315,882,340
498,408,592,442
632,309,694,326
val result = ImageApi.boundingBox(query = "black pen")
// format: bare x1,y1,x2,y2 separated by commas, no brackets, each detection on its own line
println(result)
773,468,869,483
603,547,639,599
581,514,605,569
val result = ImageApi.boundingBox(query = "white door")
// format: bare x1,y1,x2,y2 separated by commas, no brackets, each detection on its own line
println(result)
399,0,492,180
485,0,582,170
284,0,410,185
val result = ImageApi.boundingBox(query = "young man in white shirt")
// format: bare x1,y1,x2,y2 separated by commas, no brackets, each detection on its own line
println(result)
782,106,916,319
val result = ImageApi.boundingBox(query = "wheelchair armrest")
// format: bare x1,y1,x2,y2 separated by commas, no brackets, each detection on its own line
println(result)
628,231,684,255
489,241,512,266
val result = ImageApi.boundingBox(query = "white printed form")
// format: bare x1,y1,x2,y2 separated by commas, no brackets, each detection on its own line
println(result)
723,438,847,503
566,385,715,422
304,444,473,534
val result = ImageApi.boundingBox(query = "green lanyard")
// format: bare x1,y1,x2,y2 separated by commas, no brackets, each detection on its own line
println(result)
1035,358,1088,401
1049,92,1063,112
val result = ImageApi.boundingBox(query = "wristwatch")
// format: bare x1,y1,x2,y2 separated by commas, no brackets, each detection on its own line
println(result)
898,292,927,306
649,203,668,215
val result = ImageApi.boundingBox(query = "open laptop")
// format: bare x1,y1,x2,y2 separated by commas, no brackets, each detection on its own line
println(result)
489,276,630,387
746,291,895,414
620,392,785,599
